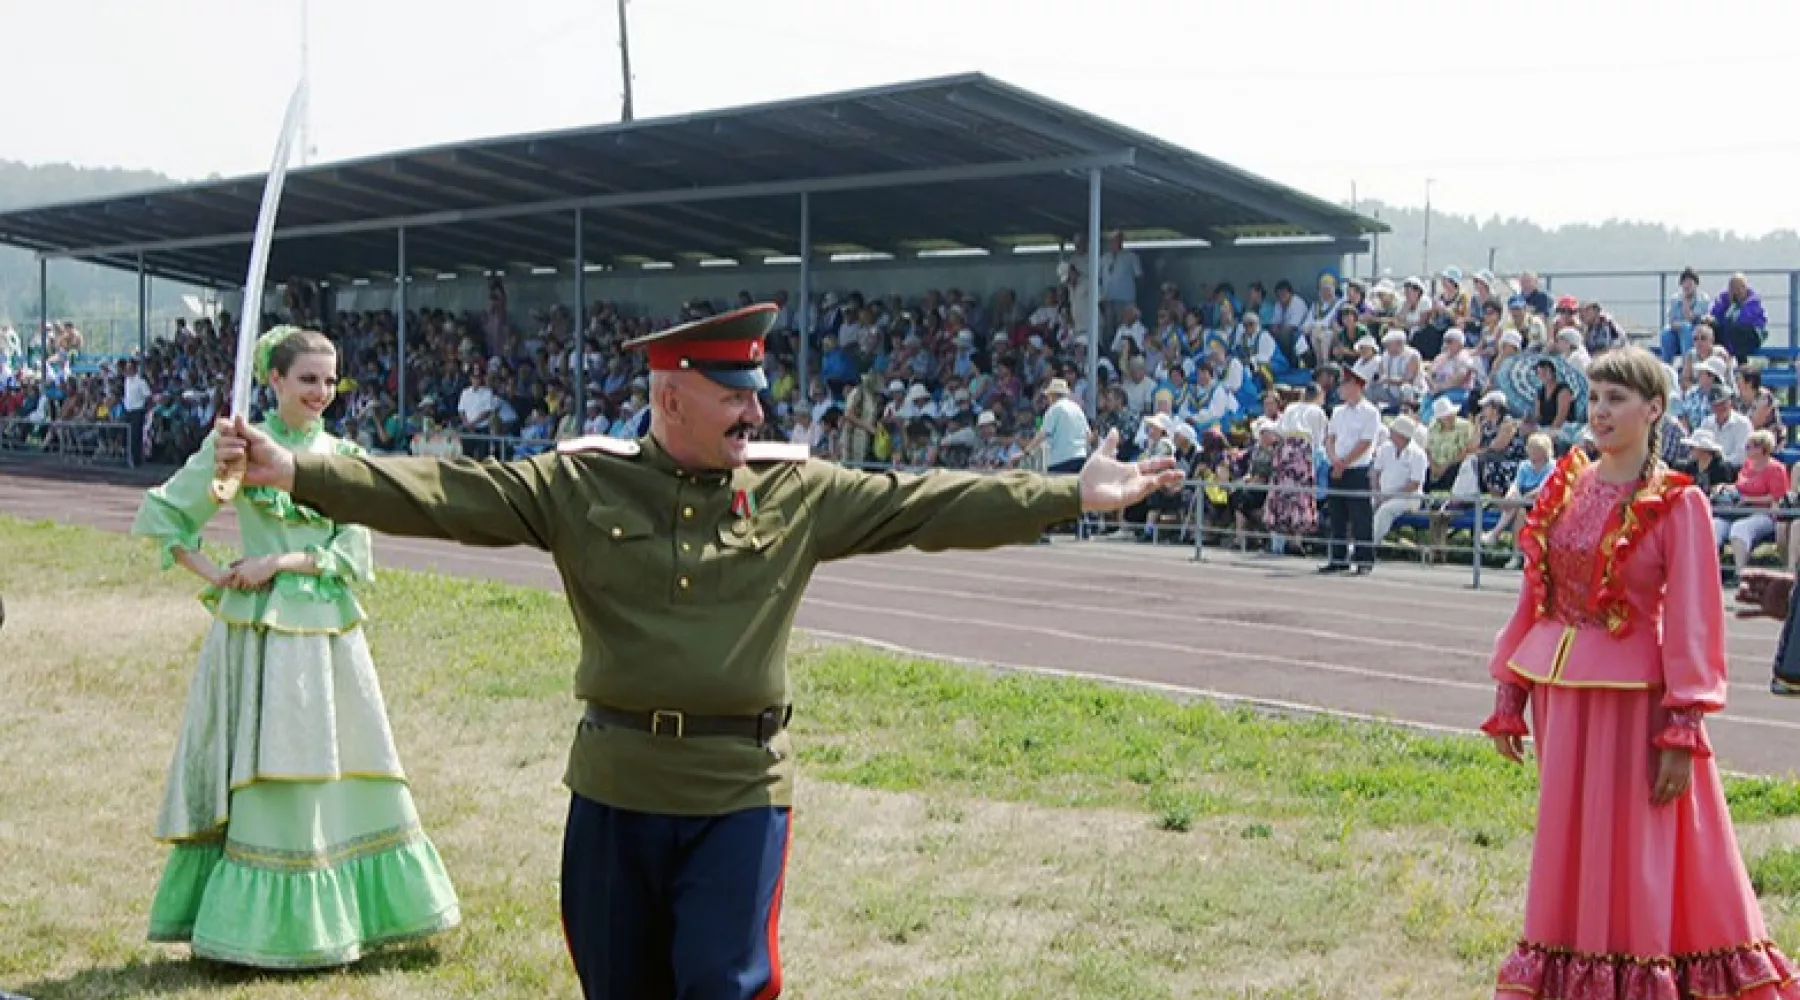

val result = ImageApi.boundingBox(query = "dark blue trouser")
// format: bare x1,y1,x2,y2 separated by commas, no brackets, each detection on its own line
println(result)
560,794,791,1000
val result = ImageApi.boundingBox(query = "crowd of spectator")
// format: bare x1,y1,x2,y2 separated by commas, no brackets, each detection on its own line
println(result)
0,249,1792,578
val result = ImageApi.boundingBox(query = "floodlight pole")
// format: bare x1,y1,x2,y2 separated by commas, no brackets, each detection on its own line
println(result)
617,0,635,123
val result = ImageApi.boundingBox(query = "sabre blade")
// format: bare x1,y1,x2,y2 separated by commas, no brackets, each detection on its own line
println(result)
228,79,309,421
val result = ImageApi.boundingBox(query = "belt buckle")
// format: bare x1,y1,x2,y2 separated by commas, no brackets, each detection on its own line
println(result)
650,709,685,738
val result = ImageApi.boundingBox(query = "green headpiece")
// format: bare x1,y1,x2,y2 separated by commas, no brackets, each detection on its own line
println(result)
253,325,304,385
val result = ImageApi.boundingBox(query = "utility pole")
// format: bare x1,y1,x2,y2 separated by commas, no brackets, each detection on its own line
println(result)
617,0,635,122
1371,208,1381,279
1422,178,1434,277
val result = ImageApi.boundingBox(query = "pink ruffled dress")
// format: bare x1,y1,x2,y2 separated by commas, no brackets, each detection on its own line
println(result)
1481,455,1799,1000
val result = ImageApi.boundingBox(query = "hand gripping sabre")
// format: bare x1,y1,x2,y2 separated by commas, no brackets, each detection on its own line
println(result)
211,78,308,503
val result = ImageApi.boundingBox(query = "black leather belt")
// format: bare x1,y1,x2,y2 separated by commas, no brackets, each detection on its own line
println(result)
583,704,792,743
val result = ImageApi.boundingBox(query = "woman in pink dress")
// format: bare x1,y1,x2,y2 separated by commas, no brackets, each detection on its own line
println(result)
1480,345,1799,1000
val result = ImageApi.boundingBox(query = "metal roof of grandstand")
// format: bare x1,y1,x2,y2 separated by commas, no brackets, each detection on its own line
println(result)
0,73,1386,290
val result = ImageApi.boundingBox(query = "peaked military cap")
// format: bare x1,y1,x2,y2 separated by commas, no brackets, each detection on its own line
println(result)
624,303,777,391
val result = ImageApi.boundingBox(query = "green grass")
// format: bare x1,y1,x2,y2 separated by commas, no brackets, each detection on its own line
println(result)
6,513,1800,999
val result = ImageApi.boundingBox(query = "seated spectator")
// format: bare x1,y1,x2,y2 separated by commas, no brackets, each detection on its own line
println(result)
1185,362,1238,436
1504,296,1547,351
1482,432,1556,568
1370,415,1429,546
1661,267,1711,362
1426,328,1479,410
1698,384,1753,466
1368,330,1425,412
1551,327,1592,371
1747,387,1787,444
1677,428,1736,493
1710,272,1768,362
1258,281,1306,370
1424,396,1477,495
1678,357,1730,430
1186,427,1238,539
1579,301,1625,356
1712,429,1787,580
1522,357,1576,448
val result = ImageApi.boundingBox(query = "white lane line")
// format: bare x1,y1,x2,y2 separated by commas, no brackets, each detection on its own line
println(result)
801,628,1480,737
814,571,1480,659
802,597,1491,693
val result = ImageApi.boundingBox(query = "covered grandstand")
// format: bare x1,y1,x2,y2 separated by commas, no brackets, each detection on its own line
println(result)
0,72,1383,419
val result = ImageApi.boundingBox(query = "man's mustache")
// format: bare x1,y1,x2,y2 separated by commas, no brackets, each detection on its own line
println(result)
726,422,756,438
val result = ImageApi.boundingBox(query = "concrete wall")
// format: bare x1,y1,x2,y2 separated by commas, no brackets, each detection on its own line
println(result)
244,245,1356,329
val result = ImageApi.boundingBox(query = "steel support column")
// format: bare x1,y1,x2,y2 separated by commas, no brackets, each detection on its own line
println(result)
38,256,48,382
396,227,408,432
574,208,586,421
798,192,812,402
137,251,148,356
1085,168,1103,419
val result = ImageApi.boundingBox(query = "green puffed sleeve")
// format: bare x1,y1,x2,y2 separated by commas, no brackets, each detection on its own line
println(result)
130,433,222,569
304,522,374,588
295,434,376,588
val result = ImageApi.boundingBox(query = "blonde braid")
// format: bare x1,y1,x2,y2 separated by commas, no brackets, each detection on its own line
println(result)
1627,417,1666,522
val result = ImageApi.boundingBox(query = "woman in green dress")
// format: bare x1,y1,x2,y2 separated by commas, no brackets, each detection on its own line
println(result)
131,326,459,969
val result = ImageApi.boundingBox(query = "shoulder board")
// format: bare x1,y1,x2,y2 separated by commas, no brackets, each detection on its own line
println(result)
556,435,641,458
744,441,810,463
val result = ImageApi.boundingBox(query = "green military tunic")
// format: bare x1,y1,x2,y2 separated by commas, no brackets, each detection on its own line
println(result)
288,432,1083,816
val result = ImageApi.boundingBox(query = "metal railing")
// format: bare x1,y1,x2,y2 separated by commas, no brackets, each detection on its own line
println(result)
0,416,133,465
1163,476,1800,589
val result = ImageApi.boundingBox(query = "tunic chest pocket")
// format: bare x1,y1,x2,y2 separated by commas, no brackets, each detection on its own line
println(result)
583,502,659,592
709,510,790,603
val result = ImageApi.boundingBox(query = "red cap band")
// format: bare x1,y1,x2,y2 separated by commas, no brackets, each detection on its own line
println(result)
645,337,765,371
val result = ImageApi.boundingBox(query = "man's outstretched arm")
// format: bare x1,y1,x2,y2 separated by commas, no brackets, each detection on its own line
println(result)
217,416,563,550
813,429,1180,561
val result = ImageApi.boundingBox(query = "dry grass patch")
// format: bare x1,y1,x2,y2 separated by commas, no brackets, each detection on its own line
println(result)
5,515,1800,999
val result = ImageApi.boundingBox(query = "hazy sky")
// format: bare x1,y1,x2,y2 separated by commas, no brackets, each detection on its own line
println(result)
8,0,1796,236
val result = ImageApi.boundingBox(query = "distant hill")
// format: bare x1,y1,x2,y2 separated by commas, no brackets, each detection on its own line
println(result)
0,160,206,353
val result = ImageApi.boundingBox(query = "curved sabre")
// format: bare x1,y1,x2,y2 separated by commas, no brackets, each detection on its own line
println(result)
212,78,309,502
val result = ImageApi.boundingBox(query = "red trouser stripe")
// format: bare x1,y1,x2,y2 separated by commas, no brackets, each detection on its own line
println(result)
752,812,794,1000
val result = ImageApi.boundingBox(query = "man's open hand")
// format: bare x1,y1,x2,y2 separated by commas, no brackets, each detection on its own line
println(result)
1077,429,1186,512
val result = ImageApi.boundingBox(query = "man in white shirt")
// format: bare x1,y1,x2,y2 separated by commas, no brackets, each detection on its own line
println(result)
457,370,498,458
1119,355,1157,417
1700,384,1754,466
1021,378,1091,474
1268,280,1311,369
1100,231,1142,330
1370,415,1429,544
1113,305,1147,357
1320,367,1383,574
121,358,151,468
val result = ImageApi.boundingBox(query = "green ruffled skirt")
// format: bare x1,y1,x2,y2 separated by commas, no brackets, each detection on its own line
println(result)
147,779,460,968
148,618,460,969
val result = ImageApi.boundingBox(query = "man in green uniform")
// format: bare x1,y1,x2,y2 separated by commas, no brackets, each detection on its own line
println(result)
209,302,1182,999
